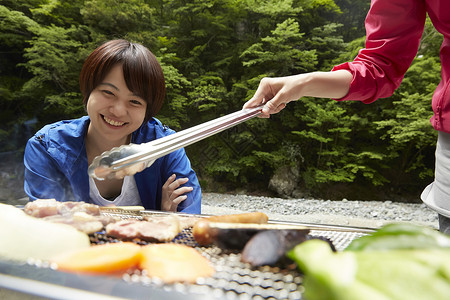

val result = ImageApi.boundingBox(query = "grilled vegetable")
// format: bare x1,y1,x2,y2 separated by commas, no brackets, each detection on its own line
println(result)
140,243,215,283
193,222,309,250
0,203,90,261
241,229,310,266
192,212,269,246
346,223,450,251
287,223,450,300
193,222,260,249
53,242,142,274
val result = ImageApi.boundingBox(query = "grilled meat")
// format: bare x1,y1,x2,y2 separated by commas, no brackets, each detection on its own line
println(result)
106,216,181,242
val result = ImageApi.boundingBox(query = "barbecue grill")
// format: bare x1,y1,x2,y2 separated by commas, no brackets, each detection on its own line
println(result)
0,209,373,300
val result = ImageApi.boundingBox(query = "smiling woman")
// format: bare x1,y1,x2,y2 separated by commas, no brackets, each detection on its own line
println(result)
23,40,201,214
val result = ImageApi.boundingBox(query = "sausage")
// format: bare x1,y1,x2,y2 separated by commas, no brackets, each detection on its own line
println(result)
192,212,269,246
204,212,269,224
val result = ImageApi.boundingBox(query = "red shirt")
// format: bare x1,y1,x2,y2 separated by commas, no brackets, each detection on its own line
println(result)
333,0,450,133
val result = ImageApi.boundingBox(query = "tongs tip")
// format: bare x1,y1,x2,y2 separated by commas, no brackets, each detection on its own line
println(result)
88,165,110,181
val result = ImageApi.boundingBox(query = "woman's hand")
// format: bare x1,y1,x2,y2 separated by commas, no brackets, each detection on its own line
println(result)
243,71,352,118
161,174,194,212
244,75,304,118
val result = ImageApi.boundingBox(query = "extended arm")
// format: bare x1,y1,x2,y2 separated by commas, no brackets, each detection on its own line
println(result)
243,70,352,117
244,0,427,117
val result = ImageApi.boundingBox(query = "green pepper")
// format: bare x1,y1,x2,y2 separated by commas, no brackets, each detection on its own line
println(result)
287,223,450,300
346,223,450,251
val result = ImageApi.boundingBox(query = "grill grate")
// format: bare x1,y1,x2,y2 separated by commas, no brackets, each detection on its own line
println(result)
87,211,369,299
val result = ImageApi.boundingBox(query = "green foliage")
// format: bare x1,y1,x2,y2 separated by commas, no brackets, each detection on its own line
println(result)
29,0,85,27
188,74,227,112
81,0,155,35
156,48,192,129
374,55,440,179
306,23,346,68
241,18,318,75
20,24,86,124
0,5,38,46
0,0,442,201
333,35,365,62
290,98,389,190
332,0,371,42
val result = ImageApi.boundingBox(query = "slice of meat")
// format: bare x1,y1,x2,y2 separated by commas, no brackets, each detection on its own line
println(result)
24,199,101,218
106,216,181,242
176,216,202,230
142,214,202,230
26,200,116,234
43,214,104,235
138,216,181,242
24,199,60,218
105,219,141,240
59,201,100,216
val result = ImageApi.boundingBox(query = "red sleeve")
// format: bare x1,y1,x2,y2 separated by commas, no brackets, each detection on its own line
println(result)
333,0,427,103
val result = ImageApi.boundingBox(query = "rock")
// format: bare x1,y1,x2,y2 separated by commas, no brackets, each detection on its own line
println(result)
268,165,301,198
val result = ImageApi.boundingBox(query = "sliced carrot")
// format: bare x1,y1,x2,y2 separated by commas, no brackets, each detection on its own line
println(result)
140,243,215,283
52,242,142,274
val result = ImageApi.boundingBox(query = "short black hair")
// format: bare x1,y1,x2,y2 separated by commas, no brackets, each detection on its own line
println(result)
79,39,165,122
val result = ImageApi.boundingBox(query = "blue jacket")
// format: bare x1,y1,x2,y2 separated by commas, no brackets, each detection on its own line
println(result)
24,116,201,214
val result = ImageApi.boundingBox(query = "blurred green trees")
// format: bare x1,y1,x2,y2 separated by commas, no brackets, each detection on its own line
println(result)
0,0,441,201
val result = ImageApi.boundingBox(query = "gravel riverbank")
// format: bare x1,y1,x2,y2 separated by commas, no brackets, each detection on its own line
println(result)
201,193,439,229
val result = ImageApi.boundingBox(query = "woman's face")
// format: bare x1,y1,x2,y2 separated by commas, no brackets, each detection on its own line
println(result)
86,64,147,145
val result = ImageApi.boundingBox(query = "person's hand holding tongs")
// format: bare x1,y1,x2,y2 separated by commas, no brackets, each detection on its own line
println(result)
88,106,264,180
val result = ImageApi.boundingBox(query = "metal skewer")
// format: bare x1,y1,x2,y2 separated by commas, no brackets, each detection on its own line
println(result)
88,106,263,180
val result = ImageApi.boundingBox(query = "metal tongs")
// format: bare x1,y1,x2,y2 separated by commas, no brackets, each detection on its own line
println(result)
88,106,263,180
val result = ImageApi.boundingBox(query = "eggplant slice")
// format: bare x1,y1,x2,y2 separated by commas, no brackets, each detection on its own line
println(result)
241,230,309,267
241,232,337,267
197,222,309,250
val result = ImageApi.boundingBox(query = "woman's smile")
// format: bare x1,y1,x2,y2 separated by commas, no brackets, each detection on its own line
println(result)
102,115,127,127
